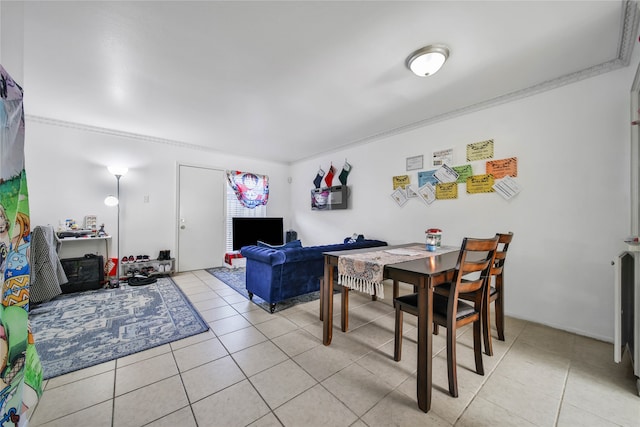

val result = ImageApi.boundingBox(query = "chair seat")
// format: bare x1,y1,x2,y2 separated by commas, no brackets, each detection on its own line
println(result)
394,292,477,320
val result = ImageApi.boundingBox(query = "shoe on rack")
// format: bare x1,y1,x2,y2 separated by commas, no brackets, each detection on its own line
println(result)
136,255,143,262
121,256,128,265
128,255,135,263
142,255,150,262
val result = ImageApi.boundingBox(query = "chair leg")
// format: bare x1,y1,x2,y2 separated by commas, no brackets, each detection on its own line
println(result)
483,299,493,356
446,326,458,397
394,306,403,361
473,318,484,376
433,324,439,335
495,274,505,341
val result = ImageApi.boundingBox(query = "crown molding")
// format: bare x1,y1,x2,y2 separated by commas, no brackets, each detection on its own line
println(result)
303,0,640,162
27,1,640,164
25,115,215,153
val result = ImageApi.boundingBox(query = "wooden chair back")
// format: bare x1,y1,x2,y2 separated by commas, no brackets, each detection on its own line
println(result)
490,232,513,277
452,236,499,298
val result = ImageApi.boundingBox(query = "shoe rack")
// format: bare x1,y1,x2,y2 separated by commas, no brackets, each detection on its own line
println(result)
120,257,175,278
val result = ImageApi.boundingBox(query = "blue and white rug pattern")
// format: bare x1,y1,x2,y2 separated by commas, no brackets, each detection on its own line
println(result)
30,277,209,379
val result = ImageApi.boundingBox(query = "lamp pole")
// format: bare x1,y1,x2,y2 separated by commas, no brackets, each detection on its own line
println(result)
107,165,127,284
115,173,121,284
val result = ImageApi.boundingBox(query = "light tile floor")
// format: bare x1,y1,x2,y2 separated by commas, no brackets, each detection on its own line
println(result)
28,270,640,427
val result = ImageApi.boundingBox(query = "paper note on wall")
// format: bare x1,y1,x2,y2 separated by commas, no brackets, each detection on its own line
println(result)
418,170,438,187
418,182,436,205
432,148,453,166
467,174,495,194
466,139,494,162
391,187,409,206
453,165,473,183
434,164,459,183
486,157,518,178
493,176,521,200
393,175,410,189
436,182,458,199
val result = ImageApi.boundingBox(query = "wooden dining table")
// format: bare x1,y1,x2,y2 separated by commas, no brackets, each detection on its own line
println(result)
321,244,462,413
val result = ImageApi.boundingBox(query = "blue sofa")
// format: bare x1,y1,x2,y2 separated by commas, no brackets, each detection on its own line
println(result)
240,237,387,312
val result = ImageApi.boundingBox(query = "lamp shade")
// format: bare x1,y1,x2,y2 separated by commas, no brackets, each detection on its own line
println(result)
107,166,128,177
406,45,450,77
104,195,119,207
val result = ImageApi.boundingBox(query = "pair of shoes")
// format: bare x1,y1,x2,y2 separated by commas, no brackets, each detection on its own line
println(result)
158,250,171,261
158,263,172,273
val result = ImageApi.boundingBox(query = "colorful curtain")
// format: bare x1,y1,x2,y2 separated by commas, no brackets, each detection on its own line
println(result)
0,65,42,425
226,170,269,209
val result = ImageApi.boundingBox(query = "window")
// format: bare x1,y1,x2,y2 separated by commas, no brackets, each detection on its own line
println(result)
225,183,266,252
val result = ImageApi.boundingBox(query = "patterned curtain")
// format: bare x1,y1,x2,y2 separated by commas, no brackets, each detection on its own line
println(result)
226,170,269,209
0,65,42,425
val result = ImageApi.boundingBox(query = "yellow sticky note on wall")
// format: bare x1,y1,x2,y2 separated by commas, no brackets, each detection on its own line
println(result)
436,182,458,199
467,174,495,193
393,175,410,189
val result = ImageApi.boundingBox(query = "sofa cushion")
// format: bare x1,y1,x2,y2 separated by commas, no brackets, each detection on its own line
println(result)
257,239,302,250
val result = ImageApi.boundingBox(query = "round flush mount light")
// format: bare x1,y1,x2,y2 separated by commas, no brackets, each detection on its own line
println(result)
406,44,450,77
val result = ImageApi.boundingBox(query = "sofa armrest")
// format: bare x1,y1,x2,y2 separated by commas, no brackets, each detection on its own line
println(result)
240,246,287,266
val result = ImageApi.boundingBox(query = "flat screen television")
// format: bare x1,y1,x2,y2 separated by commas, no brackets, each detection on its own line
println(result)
232,217,284,250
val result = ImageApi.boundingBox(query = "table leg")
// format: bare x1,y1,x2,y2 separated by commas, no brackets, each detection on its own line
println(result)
416,276,433,412
319,278,324,321
393,279,399,299
322,257,333,345
341,285,349,332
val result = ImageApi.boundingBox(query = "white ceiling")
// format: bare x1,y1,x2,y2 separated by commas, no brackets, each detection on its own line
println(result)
21,1,638,164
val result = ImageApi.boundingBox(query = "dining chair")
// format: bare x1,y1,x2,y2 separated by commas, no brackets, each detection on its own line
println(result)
438,232,514,355
478,232,513,355
393,236,499,398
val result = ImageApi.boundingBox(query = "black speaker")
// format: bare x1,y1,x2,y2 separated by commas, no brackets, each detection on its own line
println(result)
60,255,104,293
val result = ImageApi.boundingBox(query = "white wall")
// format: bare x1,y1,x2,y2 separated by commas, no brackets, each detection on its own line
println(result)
290,61,638,342
24,121,291,265
0,0,24,83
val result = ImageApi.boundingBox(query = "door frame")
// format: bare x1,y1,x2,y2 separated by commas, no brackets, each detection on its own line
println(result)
175,162,227,272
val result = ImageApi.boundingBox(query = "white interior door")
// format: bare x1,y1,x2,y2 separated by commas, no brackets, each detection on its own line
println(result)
177,165,225,271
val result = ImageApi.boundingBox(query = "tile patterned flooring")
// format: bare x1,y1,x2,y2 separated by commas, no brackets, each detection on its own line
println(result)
28,270,640,426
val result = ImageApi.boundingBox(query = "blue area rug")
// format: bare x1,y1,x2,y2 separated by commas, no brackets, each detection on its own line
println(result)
206,267,330,313
30,277,209,379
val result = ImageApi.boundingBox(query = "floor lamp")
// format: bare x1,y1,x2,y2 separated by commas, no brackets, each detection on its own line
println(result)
104,166,128,284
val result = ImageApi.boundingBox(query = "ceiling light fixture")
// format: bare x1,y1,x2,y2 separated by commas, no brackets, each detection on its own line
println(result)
406,44,450,77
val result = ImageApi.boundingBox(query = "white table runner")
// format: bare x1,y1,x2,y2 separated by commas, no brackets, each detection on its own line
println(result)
337,245,459,298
